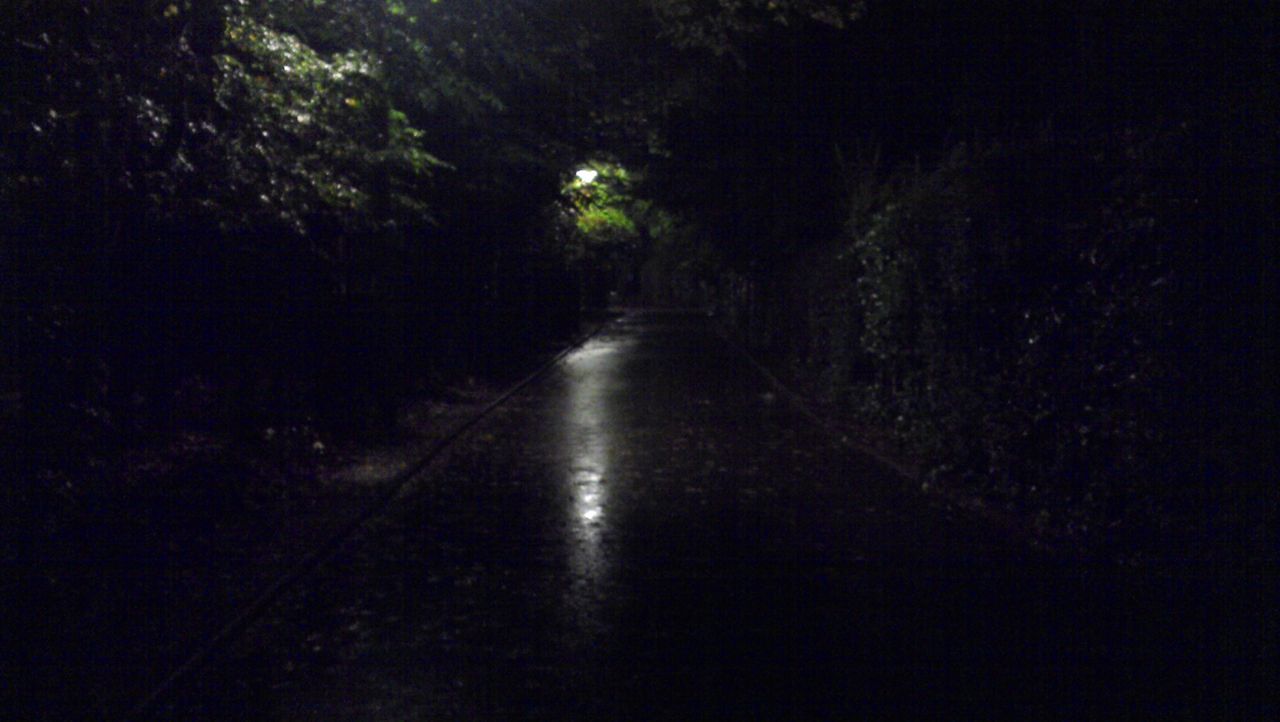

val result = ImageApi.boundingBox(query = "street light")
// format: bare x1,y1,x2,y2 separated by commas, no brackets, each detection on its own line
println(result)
575,168,598,184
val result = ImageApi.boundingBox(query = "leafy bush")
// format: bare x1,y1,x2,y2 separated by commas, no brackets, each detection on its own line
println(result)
775,126,1212,536
0,0,619,454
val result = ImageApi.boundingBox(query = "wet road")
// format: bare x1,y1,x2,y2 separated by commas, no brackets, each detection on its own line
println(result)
161,312,1229,719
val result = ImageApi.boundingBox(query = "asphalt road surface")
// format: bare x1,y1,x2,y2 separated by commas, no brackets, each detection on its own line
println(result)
156,312,1234,719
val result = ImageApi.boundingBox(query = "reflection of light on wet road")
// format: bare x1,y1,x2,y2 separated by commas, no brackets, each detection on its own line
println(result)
570,462,606,588
563,335,632,371
559,337,623,628
574,469,604,524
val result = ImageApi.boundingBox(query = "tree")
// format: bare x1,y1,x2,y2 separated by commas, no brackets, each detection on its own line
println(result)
647,0,863,56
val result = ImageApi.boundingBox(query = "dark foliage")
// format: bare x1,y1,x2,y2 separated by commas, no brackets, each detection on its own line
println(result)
824,129,1215,535
1,0,1272,553
0,0,612,463
691,0,1275,545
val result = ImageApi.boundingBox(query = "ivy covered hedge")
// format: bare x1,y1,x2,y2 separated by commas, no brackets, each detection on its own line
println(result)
759,126,1218,540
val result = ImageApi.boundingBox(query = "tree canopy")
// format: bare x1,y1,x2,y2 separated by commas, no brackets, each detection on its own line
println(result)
3,1,1267,539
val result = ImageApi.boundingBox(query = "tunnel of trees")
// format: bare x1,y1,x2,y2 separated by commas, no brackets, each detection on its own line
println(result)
2,1,1275,559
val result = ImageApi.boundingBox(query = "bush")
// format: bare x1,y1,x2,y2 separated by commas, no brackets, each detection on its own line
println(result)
783,126,1214,536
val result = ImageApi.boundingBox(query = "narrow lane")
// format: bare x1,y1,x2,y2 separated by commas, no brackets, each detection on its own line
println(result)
161,312,1218,719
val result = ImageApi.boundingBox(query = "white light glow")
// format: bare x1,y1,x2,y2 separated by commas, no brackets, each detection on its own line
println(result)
575,168,598,184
